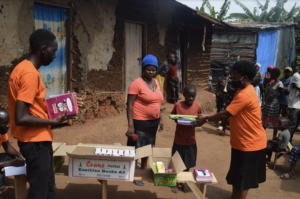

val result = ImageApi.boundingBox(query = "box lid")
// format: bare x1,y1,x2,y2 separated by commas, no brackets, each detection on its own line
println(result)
135,144,152,159
53,145,77,156
171,151,186,173
152,148,171,158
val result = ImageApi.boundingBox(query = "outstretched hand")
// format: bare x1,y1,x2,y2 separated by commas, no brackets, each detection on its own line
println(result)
195,114,206,127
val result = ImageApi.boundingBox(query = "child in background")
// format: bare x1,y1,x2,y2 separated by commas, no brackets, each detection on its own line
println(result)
171,84,202,193
252,73,262,106
207,70,212,91
266,118,290,164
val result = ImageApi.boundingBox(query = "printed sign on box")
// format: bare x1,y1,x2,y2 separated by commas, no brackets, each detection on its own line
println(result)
71,158,131,181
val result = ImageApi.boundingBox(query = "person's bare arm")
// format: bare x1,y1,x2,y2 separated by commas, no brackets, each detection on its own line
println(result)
0,141,25,168
126,95,137,139
159,112,164,132
278,87,284,98
195,110,232,126
15,101,74,126
2,141,25,161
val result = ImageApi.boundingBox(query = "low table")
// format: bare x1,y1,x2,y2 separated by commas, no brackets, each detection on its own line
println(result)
13,167,217,199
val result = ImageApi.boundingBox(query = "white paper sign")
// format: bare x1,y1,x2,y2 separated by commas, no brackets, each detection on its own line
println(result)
70,158,132,181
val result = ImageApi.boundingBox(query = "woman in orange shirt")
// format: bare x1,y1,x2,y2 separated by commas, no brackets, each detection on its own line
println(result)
195,60,267,199
126,54,164,186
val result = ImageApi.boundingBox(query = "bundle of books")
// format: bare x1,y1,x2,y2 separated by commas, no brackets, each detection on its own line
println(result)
46,92,79,119
177,117,196,126
193,168,212,182
169,114,197,120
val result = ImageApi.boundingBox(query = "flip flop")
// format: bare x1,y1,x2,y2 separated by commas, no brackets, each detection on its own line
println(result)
219,130,225,136
133,180,144,186
280,173,296,180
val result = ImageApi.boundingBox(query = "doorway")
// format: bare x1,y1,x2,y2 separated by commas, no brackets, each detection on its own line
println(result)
125,22,145,100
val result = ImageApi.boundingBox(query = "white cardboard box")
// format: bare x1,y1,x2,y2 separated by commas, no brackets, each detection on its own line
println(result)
54,143,152,181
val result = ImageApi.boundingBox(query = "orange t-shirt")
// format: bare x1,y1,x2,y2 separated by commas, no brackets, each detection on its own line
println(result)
0,133,9,147
128,77,164,120
7,60,53,142
226,84,267,151
167,64,178,78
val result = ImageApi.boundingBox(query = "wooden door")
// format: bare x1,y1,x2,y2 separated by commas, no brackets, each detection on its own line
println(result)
125,22,143,100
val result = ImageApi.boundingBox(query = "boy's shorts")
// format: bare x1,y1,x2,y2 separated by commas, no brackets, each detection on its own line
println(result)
172,143,197,169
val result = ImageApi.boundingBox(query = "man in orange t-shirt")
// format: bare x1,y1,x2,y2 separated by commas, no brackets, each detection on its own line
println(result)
195,61,266,199
7,29,78,199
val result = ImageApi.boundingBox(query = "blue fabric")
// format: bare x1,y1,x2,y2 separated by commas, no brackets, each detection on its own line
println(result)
289,146,300,166
278,77,291,105
257,31,278,83
142,54,158,69
34,4,68,22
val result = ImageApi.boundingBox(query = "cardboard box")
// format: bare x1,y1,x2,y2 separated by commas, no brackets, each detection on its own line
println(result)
52,142,66,173
148,148,186,186
53,143,152,181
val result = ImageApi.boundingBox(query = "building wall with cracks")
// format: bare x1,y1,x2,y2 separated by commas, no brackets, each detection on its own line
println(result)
0,0,212,123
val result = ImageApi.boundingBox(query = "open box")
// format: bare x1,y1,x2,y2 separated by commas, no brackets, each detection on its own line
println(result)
53,143,152,181
148,148,186,186
52,142,66,173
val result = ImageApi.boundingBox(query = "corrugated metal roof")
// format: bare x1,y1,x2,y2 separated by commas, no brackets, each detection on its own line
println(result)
221,22,297,30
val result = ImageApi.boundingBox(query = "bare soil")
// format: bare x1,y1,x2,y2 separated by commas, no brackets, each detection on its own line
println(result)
1,89,300,199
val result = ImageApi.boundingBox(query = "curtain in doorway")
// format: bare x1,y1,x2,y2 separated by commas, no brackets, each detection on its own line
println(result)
34,4,68,98
177,31,182,89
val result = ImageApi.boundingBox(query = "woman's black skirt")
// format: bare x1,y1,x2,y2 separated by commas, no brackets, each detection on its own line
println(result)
127,119,159,149
226,148,266,191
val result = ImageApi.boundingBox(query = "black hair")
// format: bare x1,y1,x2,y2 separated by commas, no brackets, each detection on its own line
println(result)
271,68,281,78
0,108,9,120
29,29,56,52
232,60,257,80
167,53,175,59
184,83,196,93
279,118,290,125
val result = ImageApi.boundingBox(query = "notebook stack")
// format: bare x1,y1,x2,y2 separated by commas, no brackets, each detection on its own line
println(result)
193,168,212,182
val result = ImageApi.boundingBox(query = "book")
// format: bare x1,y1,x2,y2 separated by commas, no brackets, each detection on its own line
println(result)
49,92,79,115
169,114,198,120
46,93,78,119
5,164,27,176
194,168,212,182
178,117,196,126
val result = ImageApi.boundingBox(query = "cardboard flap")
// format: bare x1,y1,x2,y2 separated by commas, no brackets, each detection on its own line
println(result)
152,148,171,158
53,145,76,156
135,145,152,159
148,156,154,171
172,151,186,173
52,142,66,151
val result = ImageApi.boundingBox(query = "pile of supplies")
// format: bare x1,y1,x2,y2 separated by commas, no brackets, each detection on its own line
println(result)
155,162,174,174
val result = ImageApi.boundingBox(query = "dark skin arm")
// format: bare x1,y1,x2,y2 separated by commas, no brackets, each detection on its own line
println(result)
227,85,237,93
195,110,232,126
126,94,137,139
278,87,284,99
159,112,164,131
0,141,25,168
269,138,282,146
15,101,72,126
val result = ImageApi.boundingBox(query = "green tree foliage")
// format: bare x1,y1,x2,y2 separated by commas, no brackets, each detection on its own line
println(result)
292,13,300,71
227,0,300,23
199,0,231,20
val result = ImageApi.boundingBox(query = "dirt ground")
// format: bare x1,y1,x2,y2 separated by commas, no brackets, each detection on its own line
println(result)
1,89,300,199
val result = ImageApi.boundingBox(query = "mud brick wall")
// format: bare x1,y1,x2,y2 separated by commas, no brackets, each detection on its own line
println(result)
0,0,212,123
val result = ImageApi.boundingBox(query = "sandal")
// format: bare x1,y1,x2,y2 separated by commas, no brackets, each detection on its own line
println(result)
280,173,296,180
219,130,225,136
133,180,144,186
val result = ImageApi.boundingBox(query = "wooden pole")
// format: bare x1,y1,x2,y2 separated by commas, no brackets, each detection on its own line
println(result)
102,180,107,199
14,175,27,199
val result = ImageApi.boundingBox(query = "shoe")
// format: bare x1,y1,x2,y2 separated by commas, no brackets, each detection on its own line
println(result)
0,184,6,191
217,126,223,131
